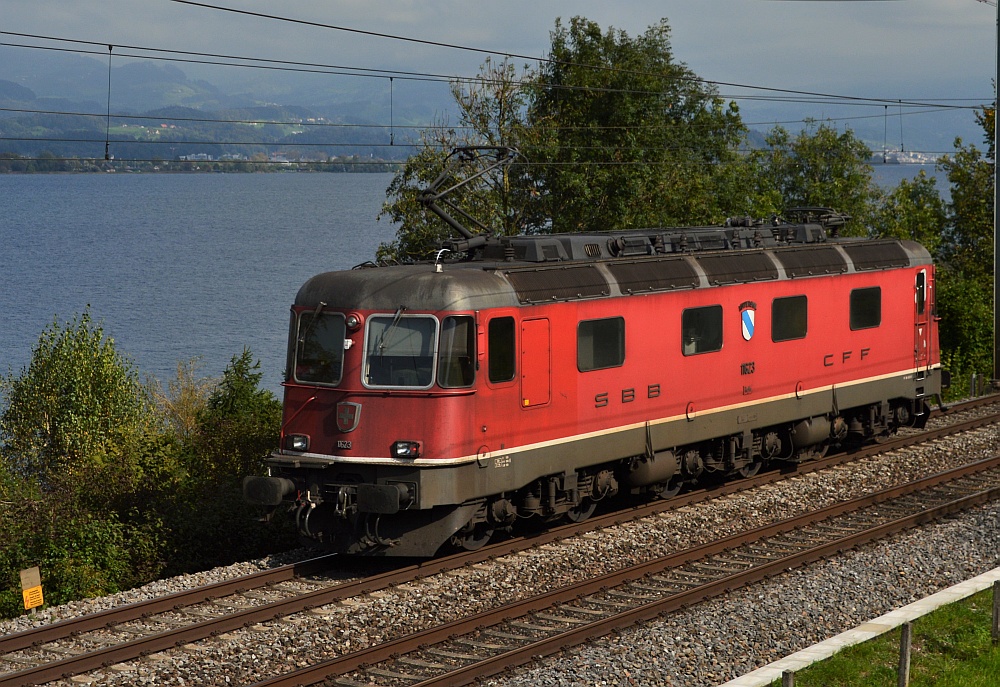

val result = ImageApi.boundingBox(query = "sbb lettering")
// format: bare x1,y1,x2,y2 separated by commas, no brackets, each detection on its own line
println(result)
594,384,663,408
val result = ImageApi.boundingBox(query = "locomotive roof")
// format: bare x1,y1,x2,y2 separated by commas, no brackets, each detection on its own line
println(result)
295,232,932,312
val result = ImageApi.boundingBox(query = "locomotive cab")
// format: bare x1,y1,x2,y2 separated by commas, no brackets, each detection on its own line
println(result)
243,268,509,555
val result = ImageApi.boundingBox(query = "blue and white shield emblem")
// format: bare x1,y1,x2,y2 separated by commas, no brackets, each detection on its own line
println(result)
741,306,756,341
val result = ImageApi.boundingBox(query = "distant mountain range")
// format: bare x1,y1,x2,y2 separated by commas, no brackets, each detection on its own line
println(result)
0,46,987,163
0,46,449,161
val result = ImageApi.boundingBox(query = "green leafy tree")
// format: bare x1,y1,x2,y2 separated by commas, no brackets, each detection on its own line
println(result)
159,349,291,574
525,17,746,232
934,97,995,389
187,348,282,482
0,310,150,488
0,320,294,617
380,17,750,255
938,140,994,282
748,122,879,233
0,311,168,615
870,171,947,254
379,58,535,261
936,274,993,393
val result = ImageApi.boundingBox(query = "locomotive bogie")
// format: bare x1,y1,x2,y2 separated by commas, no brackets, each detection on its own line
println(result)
245,227,944,557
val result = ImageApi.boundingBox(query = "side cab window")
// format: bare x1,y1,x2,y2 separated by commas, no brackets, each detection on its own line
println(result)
488,316,516,384
438,316,476,388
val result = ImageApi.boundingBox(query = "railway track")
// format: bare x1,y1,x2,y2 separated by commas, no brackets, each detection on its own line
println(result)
254,453,1000,687
1,395,997,687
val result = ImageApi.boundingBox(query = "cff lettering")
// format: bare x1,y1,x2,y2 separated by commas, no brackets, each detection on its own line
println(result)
824,348,871,367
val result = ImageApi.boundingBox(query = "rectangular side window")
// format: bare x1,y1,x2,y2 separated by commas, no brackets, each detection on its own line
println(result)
578,317,625,371
438,316,476,388
682,305,723,355
488,317,516,383
850,287,882,330
916,271,926,316
772,295,808,342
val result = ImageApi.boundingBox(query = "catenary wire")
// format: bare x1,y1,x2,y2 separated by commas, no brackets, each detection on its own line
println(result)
0,30,988,111
1,12,991,160
158,0,990,111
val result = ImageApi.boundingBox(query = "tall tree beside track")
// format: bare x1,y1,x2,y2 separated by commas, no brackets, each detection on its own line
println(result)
934,98,996,391
159,349,291,575
378,57,535,262
0,316,292,618
0,311,167,615
0,310,149,485
747,121,880,233
379,17,749,260
524,17,746,232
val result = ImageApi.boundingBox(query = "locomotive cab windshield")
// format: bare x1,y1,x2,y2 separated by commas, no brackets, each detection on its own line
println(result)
364,312,437,388
290,307,476,390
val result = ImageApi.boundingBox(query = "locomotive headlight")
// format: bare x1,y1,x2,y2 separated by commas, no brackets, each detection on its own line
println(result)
285,434,310,452
345,313,363,330
391,440,422,459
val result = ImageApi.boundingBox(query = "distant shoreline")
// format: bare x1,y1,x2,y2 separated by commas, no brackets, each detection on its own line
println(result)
0,156,403,174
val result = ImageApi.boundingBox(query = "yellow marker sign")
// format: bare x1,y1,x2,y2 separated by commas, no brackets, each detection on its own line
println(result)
20,567,43,611
22,586,44,610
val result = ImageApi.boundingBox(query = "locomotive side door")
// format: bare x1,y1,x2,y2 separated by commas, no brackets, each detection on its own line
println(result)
913,269,930,370
520,318,551,408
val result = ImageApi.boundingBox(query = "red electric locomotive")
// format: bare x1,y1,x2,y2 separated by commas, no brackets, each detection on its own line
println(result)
244,198,945,557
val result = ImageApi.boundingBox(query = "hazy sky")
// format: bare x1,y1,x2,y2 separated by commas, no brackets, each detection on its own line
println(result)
4,0,996,148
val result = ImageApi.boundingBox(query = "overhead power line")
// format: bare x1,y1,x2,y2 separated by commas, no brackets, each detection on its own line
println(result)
0,28,987,112
0,6,991,161
165,0,515,60
159,1,992,108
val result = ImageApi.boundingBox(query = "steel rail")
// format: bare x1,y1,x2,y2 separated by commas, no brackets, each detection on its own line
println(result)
246,454,1000,687
426,480,1000,687
0,556,335,655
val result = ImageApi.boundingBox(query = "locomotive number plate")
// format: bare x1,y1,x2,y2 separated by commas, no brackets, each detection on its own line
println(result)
337,440,353,450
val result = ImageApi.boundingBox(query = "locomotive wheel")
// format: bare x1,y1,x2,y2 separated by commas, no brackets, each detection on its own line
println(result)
736,459,763,479
454,522,494,551
655,479,682,499
566,498,597,523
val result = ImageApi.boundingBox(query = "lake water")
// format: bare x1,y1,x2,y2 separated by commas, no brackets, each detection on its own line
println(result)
0,173,399,394
871,163,944,195
0,166,947,396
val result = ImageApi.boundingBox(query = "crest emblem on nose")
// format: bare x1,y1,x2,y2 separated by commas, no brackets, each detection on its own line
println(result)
336,402,362,432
